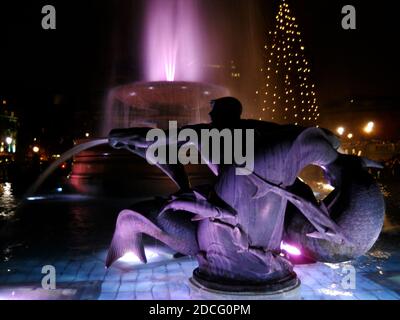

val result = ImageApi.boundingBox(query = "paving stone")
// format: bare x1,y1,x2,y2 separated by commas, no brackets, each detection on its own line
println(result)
101,281,120,293
2,246,400,300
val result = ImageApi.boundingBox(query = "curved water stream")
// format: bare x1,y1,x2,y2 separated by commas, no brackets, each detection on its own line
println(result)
24,139,109,200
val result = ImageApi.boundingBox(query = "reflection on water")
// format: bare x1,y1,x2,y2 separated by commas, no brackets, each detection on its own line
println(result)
0,183,19,262
0,183,17,220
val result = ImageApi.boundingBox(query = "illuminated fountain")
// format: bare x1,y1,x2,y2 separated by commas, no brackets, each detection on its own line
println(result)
102,0,228,133
102,81,228,134
69,0,229,197
23,0,385,299
144,0,203,83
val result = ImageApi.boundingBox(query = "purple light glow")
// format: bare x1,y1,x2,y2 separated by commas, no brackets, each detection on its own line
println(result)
145,0,203,82
281,241,302,256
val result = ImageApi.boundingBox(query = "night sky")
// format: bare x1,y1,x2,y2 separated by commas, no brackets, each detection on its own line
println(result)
0,0,398,140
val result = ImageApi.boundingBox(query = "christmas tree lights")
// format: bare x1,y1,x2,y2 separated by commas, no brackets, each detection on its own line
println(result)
257,0,320,126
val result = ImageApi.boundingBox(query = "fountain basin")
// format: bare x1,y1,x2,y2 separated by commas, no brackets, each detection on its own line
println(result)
71,81,228,197
102,81,230,133
68,143,216,197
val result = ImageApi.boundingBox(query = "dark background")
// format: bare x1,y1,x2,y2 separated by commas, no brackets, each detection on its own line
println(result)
0,0,398,143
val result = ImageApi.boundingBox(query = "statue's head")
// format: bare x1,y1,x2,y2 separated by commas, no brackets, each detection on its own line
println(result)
209,97,242,127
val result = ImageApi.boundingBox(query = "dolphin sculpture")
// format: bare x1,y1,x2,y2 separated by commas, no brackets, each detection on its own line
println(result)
105,120,384,290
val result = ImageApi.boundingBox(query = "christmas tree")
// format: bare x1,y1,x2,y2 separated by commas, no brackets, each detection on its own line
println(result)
256,0,320,126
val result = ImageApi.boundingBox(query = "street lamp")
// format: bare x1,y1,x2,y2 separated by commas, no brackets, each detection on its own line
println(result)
347,133,353,139
33,146,40,153
5,137,12,145
364,121,374,134
336,127,345,136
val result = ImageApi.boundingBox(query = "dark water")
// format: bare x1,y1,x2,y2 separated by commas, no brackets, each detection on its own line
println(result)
1,178,400,265
0,183,136,263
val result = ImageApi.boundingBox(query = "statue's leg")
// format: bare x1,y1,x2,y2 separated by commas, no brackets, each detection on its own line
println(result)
106,208,199,268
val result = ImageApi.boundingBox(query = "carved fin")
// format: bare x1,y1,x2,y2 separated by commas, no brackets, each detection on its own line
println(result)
191,214,206,222
306,231,327,240
323,189,342,212
247,175,271,199
306,231,345,244
319,201,330,216
193,190,207,201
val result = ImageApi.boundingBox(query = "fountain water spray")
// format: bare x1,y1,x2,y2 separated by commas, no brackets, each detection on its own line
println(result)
24,139,108,200
145,0,203,82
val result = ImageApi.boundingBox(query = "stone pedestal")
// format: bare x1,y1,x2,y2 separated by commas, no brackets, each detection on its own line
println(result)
189,268,301,300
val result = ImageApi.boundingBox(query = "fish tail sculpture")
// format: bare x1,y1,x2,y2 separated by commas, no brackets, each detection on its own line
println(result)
106,207,199,268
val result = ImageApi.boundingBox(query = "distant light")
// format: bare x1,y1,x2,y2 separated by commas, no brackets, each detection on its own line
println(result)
347,133,353,139
129,92,137,96
85,133,90,138
336,127,345,136
281,241,301,256
364,121,374,134
2,100,6,105
27,196,45,201
148,86,155,90
204,91,210,96
5,137,12,145
56,187,63,193
32,146,40,153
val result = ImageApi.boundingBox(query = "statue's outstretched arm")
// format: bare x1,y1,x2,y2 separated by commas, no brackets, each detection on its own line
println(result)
108,127,190,191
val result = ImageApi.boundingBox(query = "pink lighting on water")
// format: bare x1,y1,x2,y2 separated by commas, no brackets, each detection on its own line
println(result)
145,0,203,82
281,241,302,256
